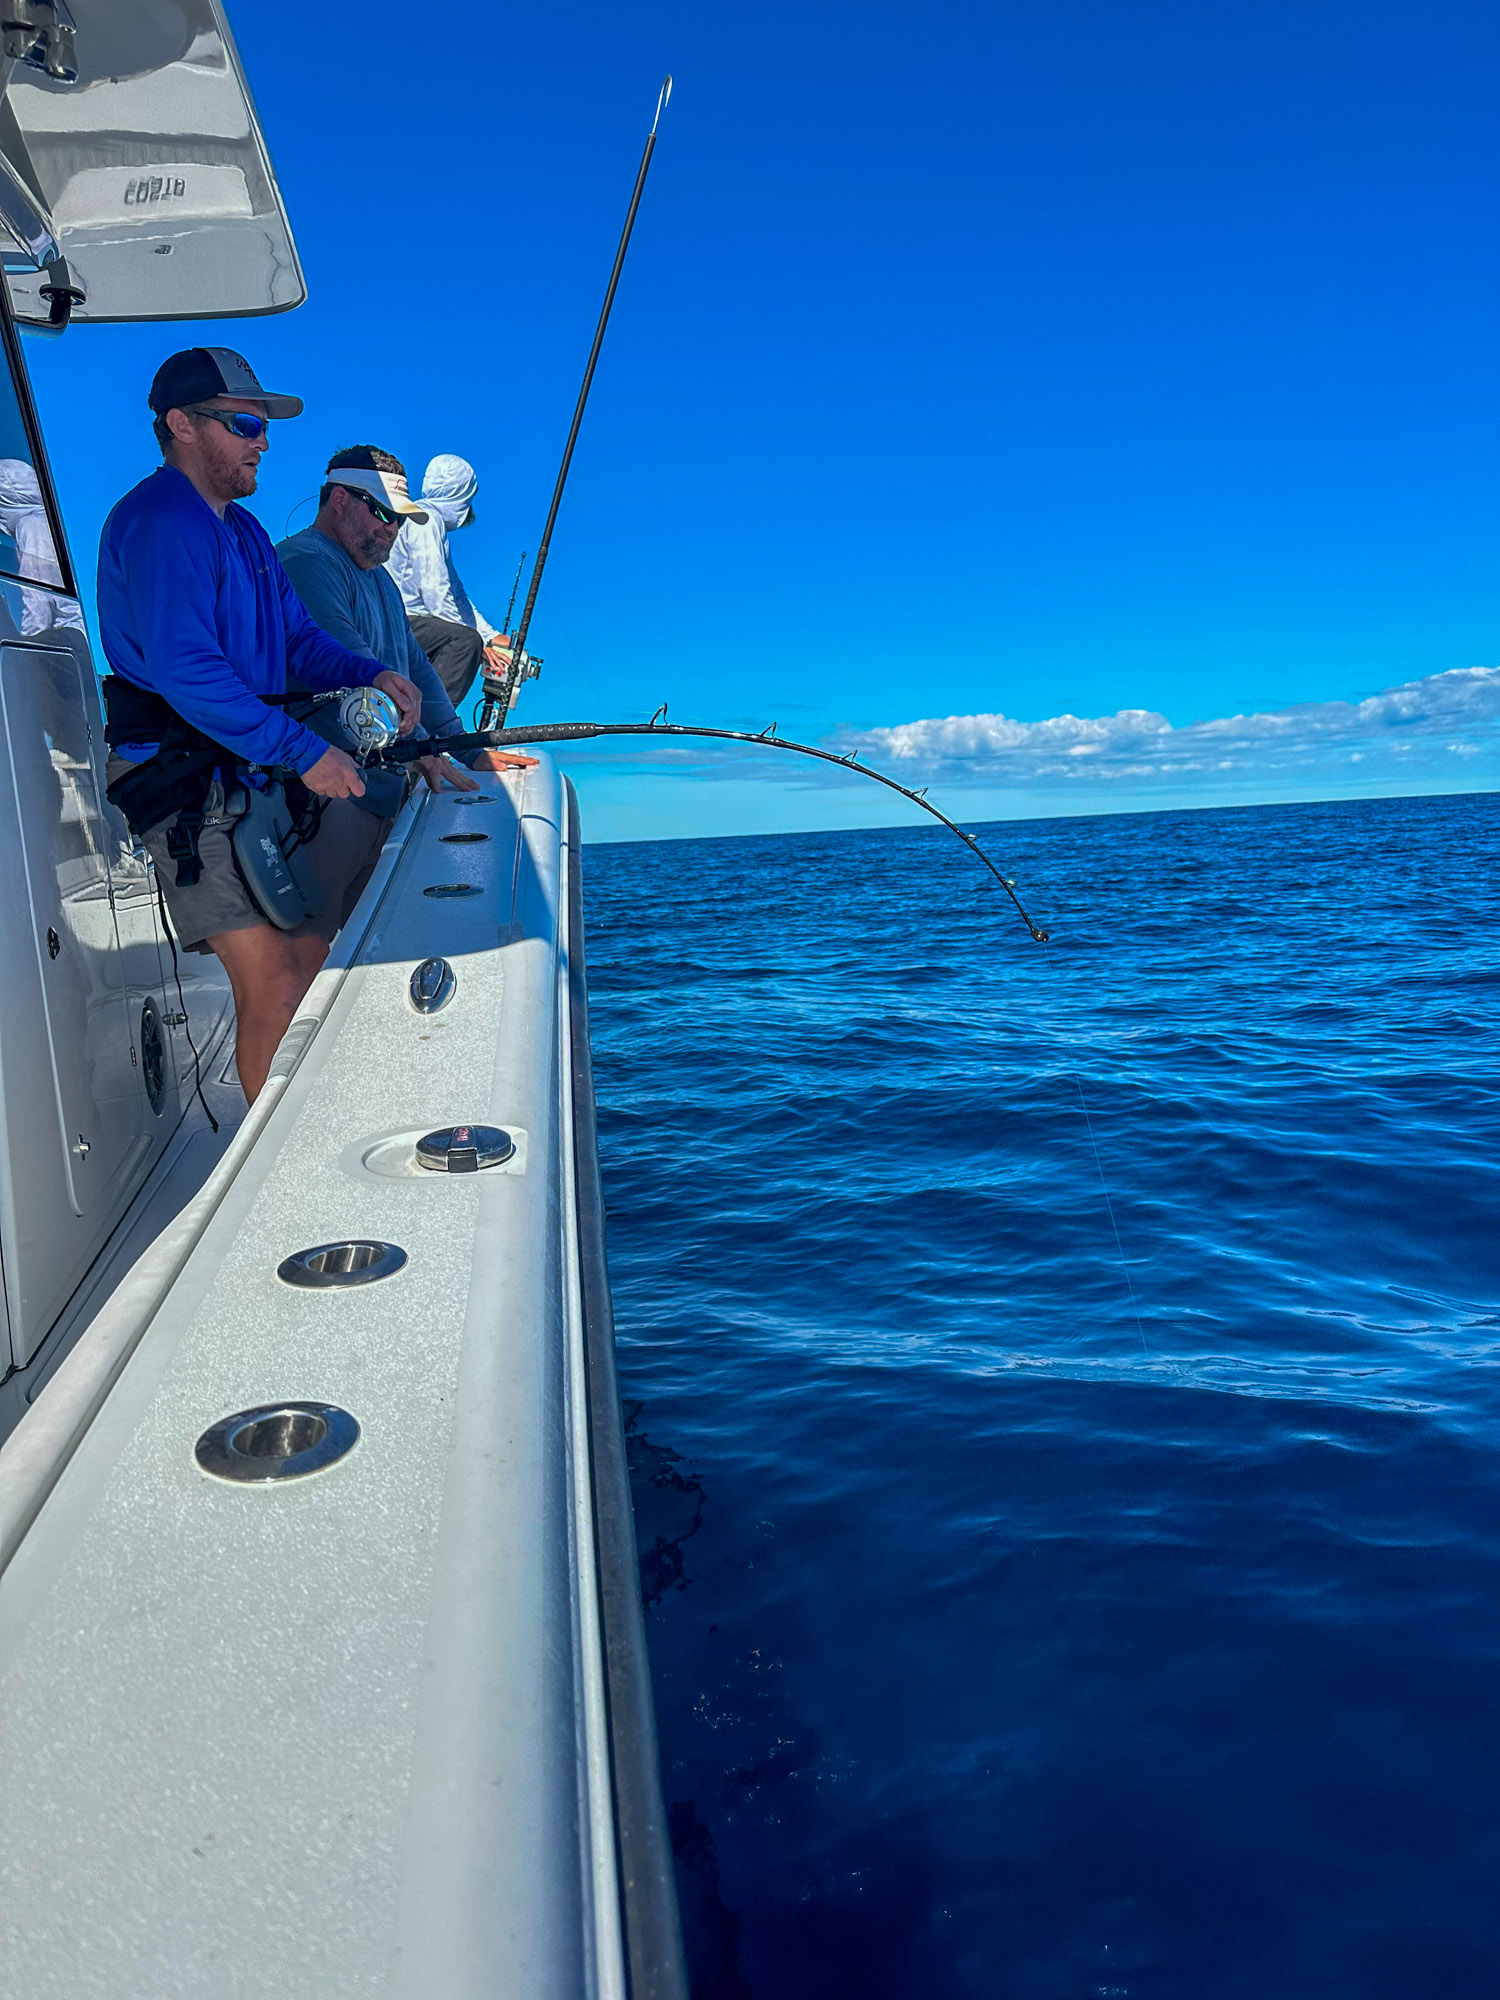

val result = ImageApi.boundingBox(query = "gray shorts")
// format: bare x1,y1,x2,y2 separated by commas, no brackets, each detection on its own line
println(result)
108,760,391,954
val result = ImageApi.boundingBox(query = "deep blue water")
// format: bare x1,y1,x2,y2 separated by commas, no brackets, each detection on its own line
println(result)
581,790,1500,2000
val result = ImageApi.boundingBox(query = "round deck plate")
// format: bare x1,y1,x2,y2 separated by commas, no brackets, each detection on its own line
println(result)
415,1123,516,1173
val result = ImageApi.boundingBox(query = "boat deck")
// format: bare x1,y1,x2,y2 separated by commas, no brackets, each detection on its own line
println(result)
0,759,684,1998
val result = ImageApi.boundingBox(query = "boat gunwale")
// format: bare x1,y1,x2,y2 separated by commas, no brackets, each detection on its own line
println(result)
565,777,690,2000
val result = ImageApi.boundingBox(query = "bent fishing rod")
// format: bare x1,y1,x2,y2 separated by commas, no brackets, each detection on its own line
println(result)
377,712,1050,943
480,76,674,731
438,80,1046,942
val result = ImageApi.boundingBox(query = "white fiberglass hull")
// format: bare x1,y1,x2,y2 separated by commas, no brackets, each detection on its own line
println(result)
0,756,684,1998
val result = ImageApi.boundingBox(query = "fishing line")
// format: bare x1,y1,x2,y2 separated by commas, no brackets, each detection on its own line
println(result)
282,492,317,537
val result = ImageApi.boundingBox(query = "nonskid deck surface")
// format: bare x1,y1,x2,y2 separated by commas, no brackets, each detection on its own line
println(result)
0,759,642,1999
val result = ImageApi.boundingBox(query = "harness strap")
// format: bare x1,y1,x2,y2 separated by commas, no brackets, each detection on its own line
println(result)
105,745,220,886
163,804,208,888
100,674,197,749
101,677,241,889
100,679,330,893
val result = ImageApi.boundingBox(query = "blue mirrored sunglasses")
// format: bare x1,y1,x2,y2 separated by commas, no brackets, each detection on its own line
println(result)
188,405,268,441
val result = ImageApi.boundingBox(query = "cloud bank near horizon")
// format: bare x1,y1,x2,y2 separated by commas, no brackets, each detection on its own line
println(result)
841,665,1500,792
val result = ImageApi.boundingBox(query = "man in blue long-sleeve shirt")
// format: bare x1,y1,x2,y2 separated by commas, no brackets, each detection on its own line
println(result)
98,347,421,1100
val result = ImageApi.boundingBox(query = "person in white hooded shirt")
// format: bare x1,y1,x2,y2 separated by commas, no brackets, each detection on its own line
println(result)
0,458,85,637
387,453,517,705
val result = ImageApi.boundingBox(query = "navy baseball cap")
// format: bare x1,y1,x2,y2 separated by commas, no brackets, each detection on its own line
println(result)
148,346,303,420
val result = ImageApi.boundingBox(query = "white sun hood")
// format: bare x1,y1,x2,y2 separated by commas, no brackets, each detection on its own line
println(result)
0,0,306,325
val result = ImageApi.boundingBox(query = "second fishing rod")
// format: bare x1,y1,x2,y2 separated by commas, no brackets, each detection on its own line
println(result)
448,76,1049,946
479,75,674,731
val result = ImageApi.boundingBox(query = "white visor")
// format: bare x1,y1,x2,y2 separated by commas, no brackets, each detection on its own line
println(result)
327,465,428,522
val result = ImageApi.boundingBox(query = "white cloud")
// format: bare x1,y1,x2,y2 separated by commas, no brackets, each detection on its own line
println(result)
841,666,1500,789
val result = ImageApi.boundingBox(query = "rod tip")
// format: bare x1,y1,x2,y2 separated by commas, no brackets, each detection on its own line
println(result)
652,75,673,133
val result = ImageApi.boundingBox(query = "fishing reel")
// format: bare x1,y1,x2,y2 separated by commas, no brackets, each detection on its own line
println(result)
477,646,542,733
336,686,401,762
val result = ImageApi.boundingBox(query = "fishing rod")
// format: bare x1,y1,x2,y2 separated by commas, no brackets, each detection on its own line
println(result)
484,548,530,726
502,549,528,635
381,711,1051,942
479,74,674,732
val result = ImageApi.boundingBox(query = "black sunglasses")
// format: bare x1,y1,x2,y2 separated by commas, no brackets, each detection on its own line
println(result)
335,483,400,527
189,405,269,441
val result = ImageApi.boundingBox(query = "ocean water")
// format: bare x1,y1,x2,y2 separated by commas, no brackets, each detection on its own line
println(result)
580,790,1500,2000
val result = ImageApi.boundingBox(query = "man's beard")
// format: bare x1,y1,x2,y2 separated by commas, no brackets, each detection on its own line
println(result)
353,527,393,567
210,457,259,501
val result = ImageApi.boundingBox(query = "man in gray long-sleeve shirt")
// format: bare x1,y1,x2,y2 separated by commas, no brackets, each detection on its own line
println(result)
276,446,535,828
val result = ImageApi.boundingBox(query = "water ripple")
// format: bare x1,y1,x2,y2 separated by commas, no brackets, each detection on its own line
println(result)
586,790,1500,2000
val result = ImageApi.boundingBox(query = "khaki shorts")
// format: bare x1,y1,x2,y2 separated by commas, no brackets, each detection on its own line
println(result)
109,760,391,954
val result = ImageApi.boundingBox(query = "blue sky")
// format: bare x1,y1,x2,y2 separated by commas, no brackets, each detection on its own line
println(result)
24,0,1500,841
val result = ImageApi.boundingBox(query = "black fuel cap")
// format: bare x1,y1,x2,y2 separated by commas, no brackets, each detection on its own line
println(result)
415,1123,515,1173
